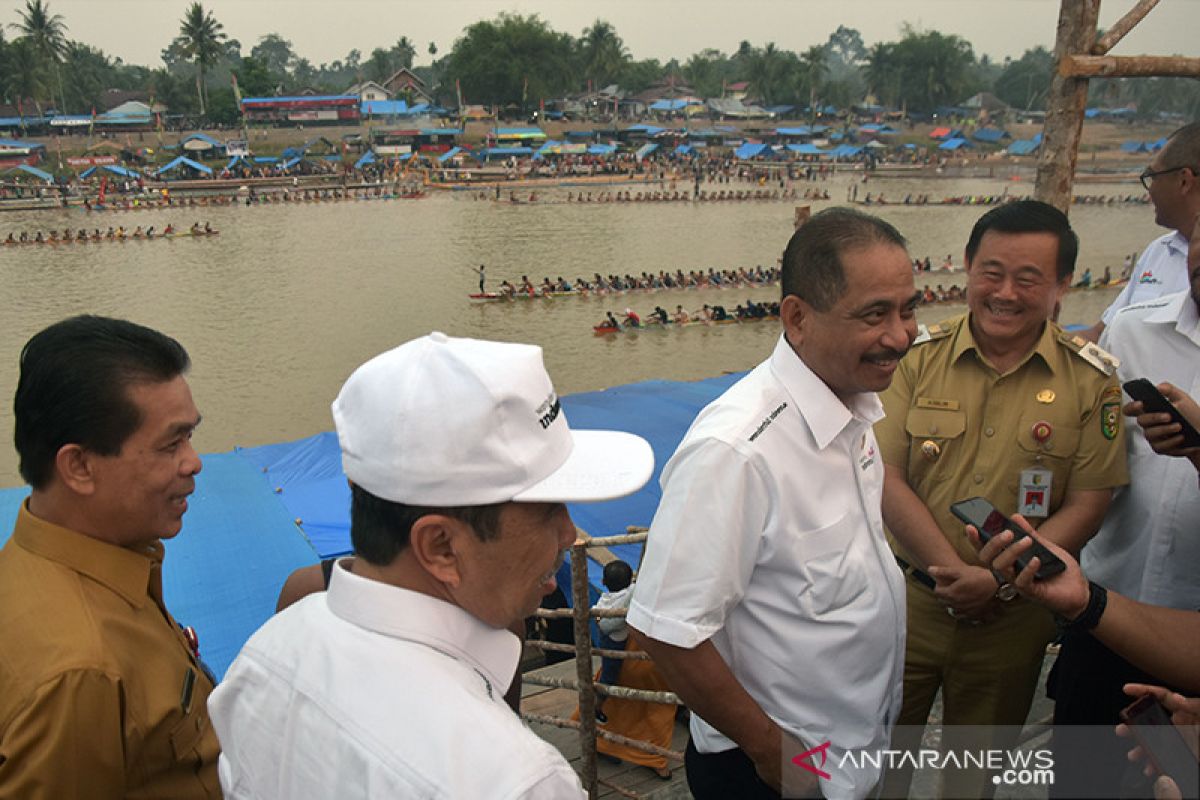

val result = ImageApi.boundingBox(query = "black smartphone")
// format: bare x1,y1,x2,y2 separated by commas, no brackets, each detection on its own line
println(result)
1119,694,1200,798
948,496,1067,579
1123,379,1200,449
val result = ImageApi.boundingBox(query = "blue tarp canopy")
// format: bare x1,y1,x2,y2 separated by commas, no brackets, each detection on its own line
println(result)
650,99,692,111
972,128,1011,143
674,144,693,155
437,146,462,163
362,100,408,116
1120,140,1148,153
353,151,376,169
734,142,772,159
224,155,251,170
157,156,213,175
180,133,224,149
252,156,280,164
5,163,53,181
79,164,140,179
764,105,795,116
589,143,618,155
1007,140,1040,156
633,143,657,159
775,126,814,136
624,124,664,135
481,146,532,157
0,137,45,149
494,127,546,139
281,157,302,169
830,144,863,157
938,137,971,151
787,143,826,155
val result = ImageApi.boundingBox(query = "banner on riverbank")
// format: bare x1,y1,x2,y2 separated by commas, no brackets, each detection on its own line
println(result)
66,155,118,167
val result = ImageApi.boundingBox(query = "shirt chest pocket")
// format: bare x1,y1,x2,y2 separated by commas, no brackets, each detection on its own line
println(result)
904,407,966,482
791,514,876,618
1015,411,1082,465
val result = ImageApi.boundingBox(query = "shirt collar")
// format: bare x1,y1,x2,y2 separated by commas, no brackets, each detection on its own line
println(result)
769,334,884,451
326,560,521,698
951,313,1058,375
1164,230,1189,256
13,501,161,609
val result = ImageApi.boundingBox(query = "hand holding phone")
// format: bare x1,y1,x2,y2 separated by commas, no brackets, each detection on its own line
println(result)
1119,694,1200,798
950,497,1067,580
1123,379,1200,450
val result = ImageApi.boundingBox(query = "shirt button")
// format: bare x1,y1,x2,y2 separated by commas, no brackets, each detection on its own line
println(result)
973,474,984,484
984,427,995,437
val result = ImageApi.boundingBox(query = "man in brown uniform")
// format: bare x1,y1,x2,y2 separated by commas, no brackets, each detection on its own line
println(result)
876,201,1128,798
0,316,220,798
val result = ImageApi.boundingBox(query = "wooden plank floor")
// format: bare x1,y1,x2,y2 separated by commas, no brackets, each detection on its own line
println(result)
520,656,691,799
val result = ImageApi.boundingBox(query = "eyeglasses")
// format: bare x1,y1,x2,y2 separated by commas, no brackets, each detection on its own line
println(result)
1139,165,1192,191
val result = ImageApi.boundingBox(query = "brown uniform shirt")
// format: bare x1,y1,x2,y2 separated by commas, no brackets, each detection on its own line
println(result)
0,503,220,799
876,313,1129,566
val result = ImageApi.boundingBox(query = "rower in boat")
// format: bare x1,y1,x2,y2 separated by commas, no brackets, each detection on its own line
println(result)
191,222,202,235
4,233,15,246
34,231,44,244
145,226,157,239
204,222,214,234
132,226,145,239
622,308,641,328
163,223,175,235
498,280,515,298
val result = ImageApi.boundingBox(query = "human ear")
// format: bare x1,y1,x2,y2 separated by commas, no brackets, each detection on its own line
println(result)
408,514,469,587
55,444,96,496
780,295,808,347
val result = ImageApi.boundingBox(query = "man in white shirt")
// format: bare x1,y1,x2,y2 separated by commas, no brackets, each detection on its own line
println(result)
209,333,654,800
1082,121,1199,342
628,208,916,800
1050,215,1200,798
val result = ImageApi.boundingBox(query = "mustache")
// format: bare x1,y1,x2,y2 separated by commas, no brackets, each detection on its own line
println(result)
864,348,908,363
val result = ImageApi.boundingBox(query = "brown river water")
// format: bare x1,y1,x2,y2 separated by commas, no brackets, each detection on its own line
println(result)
0,173,1159,486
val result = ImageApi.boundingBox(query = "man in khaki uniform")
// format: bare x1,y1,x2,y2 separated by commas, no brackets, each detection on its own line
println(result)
876,201,1128,798
0,316,220,798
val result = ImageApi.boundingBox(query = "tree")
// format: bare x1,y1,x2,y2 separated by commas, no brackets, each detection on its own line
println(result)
427,41,437,58
994,47,1055,110
798,45,828,111
447,13,577,109
251,33,295,77
11,0,68,111
235,55,276,97
578,19,628,89
7,38,46,117
61,42,117,113
744,43,800,107
825,25,866,67
173,2,227,117
683,48,734,98
866,27,978,112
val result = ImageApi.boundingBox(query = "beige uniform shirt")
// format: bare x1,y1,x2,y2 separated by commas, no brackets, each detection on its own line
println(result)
0,503,221,799
877,314,1129,566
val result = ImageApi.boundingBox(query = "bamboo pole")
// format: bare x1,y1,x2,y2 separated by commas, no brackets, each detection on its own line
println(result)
523,674,680,705
529,640,652,660
596,778,643,800
570,542,599,799
1035,0,1101,211
1061,55,1200,78
1092,0,1160,55
522,712,685,761
578,532,649,547
535,607,628,619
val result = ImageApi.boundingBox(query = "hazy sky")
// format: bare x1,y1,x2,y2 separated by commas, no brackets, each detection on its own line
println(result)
6,0,1197,69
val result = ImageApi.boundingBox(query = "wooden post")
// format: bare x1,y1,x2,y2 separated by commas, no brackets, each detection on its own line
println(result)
1035,0,1101,211
570,542,598,799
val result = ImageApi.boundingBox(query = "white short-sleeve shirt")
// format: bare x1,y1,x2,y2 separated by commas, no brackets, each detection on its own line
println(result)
628,335,906,800
1088,291,1200,609
1101,231,1189,325
209,562,585,799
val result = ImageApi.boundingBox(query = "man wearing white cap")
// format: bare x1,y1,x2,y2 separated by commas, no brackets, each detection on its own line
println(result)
209,333,654,799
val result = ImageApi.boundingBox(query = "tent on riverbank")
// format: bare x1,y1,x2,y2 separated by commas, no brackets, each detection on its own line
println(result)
156,156,213,176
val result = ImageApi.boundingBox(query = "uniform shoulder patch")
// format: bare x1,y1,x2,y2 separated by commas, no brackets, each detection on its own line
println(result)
912,322,952,346
1058,332,1120,376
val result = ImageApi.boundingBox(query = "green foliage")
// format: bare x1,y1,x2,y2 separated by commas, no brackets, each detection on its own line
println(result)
173,2,227,115
447,13,577,108
994,47,1054,110
205,85,238,124
683,49,735,98
578,20,629,89
866,26,979,112
236,55,276,97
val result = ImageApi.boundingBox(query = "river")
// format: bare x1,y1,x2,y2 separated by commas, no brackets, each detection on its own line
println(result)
0,173,1159,486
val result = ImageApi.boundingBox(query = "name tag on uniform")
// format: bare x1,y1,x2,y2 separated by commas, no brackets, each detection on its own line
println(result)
1018,468,1052,518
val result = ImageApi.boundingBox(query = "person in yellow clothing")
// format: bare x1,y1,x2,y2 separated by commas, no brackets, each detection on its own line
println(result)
0,316,219,799
876,200,1129,798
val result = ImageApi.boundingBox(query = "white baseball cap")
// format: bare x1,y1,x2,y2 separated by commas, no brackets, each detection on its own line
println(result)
332,332,654,506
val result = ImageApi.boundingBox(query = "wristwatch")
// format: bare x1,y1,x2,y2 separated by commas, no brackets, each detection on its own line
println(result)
991,569,1018,602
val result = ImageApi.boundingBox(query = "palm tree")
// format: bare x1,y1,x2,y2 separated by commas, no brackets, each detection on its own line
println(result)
7,38,46,121
174,2,227,117
11,0,67,111
580,20,628,89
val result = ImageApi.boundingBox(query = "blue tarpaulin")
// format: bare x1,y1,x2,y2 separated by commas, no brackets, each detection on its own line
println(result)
1007,140,1039,156
786,143,826,155
633,143,657,159
734,142,771,159
972,128,1010,143
0,371,752,677
5,163,53,181
674,144,693,155
1120,140,1148,153
624,124,664,135
157,156,213,175
481,146,532,158
938,137,971,151
437,146,462,163
353,151,375,169
362,100,408,116
589,143,617,155
79,164,140,179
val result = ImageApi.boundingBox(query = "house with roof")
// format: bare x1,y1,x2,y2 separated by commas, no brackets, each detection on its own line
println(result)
347,81,391,103
382,68,433,105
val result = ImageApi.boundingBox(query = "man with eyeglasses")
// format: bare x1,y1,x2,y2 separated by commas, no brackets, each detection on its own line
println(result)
1081,122,1199,343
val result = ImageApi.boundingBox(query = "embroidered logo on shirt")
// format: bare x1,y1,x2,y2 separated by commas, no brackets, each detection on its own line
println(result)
749,402,788,442
860,442,877,471
1137,269,1159,285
